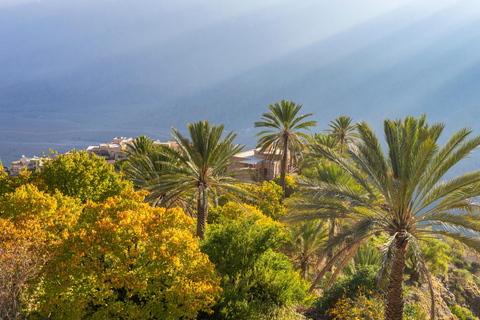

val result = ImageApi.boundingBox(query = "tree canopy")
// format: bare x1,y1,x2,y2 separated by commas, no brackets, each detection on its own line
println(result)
254,100,316,194
290,115,480,320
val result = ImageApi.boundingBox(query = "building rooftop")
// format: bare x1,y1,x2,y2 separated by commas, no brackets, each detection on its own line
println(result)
238,155,265,165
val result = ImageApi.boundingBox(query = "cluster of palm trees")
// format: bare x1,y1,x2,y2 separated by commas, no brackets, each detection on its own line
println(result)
121,102,480,320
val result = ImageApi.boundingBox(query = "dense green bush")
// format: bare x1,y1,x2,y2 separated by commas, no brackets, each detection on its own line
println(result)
315,265,380,311
449,305,479,320
404,305,426,320
200,216,309,319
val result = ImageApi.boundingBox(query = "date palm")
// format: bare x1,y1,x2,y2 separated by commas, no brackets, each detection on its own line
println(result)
123,135,155,157
281,220,328,279
145,120,249,239
291,115,480,320
326,115,359,153
286,158,355,272
254,100,316,194
122,137,177,206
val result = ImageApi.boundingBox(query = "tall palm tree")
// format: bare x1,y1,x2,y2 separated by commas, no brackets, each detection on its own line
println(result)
326,115,359,153
254,100,316,194
289,115,480,320
146,120,249,239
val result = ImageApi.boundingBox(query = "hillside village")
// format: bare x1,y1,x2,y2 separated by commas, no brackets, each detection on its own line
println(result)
2,114,480,320
2,136,288,182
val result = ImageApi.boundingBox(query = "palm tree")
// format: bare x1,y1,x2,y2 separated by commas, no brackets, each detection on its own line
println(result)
289,115,480,320
286,158,355,272
343,241,381,277
123,135,155,157
145,120,249,239
254,100,316,194
122,139,177,206
280,220,328,279
326,115,359,153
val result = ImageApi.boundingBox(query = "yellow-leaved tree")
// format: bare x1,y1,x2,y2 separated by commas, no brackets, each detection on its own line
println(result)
0,184,82,319
34,189,221,320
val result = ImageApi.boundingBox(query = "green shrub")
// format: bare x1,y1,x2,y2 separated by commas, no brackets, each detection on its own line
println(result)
454,269,474,282
200,216,310,320
343,241,381,277
449,305,479,320
314,265,380,311
404,305,427,320
326,289,384,319
469,262,480,275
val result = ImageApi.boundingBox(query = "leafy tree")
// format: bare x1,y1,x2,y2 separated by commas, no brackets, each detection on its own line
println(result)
0,239,42,320
40,150,130,202
0,184,82,318
246,180,286,220
35,190,220,319
296,115,480,320
0,170,38,196
200,215,309,319
207,201,272,224
145,120,249,238
254,100,316,194
0,184,82,241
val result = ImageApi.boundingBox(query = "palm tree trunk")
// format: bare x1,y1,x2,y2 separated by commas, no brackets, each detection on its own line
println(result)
197,197,207,239
279,140,288,197
300,258,308,279
384,234,408,320
326,218,335,271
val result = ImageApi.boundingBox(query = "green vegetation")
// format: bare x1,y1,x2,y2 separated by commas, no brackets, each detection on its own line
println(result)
448,305,478,320
289,115,480,320
254,100,316,194
200,215,309,320
2,110,480,320
41,150,130,202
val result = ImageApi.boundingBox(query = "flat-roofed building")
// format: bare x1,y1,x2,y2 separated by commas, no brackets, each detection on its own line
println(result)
9,155,44,176
230,149,289,182
86,137,179,165
152,139,180,152
86,137,132,164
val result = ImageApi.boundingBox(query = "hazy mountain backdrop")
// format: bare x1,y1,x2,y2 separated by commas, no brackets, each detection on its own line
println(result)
2,0,480,173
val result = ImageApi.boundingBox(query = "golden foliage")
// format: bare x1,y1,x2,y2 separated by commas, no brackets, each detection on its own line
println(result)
34,190,220,319
0,184,81,318
327,288,384,320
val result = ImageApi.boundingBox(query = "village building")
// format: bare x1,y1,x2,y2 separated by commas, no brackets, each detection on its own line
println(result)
86,137,180,164
152,139,180,152
7,137,282,183
86,137,133,164
9,155,44,176
230,149,293,182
